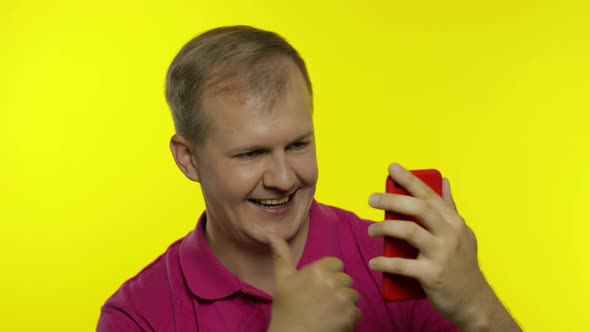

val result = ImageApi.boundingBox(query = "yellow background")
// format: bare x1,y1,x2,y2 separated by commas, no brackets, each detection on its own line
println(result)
1,0,588,330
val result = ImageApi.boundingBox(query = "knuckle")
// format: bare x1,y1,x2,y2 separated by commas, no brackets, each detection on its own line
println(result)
380,223,393,236
425,265,444,288
457,216,467,225
309,264,325,280
334,289,350,305
323,257,343,271
347,306,362,325
431,275,444,289
432,265,444,282
424,205,439,220
388,259,404,274
415,201,436,222
423,188,438,200
465,225,478,247
446,228,460,246
453,230,462,247
403,223,419,241
324,277,336,290
414,199,428,213
339,273,353,287
333,258,344,270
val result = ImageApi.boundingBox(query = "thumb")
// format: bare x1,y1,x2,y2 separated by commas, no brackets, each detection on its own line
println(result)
442,177,458,212
267,233,296,280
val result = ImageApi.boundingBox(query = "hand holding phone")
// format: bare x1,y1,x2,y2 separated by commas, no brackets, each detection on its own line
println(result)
382,169,443,302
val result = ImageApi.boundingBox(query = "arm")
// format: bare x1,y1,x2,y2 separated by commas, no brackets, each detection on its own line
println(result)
452,284,521,332
368,163,522,332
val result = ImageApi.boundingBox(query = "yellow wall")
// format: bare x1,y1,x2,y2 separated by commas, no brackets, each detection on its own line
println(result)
1,1,588,330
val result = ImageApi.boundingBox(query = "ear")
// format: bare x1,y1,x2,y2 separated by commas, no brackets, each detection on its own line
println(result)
169,134,201,182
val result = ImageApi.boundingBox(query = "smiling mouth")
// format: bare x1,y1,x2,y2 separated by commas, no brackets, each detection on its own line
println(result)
249,192,296,208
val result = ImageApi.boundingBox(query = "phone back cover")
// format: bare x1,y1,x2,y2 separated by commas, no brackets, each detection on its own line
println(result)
383,169,443,301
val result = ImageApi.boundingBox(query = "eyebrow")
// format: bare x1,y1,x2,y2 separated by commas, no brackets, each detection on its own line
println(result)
290,130,315,143
229,130,314,154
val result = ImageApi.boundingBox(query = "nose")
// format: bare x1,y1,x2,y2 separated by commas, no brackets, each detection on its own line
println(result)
262,152,296,192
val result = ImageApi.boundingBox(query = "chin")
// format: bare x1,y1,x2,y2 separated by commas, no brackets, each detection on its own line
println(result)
244,189,313,241
253,214,307,245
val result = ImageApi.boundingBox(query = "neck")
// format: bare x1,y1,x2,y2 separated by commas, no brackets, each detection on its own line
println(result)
204,219,309,295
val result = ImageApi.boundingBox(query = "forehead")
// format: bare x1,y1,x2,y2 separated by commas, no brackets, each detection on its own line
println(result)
204,55,292,107
201,61,313,147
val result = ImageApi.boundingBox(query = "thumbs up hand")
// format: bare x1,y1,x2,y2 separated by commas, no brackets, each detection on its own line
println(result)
266,234,361,332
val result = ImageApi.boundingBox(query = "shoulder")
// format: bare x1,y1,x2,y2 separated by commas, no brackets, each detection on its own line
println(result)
98,237,186,331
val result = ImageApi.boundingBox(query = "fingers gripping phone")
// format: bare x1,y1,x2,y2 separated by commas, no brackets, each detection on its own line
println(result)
382,169,443,302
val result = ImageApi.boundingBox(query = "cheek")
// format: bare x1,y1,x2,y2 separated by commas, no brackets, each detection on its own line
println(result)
217,163,264,196
295,153,319,185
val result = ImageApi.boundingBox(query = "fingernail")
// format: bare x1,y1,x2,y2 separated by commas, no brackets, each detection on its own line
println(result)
368,224,375,236
369,194,379,206
368,259,375,268
389,163,401,173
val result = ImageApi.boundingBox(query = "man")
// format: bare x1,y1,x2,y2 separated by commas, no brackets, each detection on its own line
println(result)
97,26,521,331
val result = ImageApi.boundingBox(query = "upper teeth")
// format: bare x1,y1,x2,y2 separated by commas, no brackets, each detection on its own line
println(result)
254,197,289,205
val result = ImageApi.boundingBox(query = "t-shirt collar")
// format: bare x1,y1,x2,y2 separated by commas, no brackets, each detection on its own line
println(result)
179,200,340,300
179,213,242,300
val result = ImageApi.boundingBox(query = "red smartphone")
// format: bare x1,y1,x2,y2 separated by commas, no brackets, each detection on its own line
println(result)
382,169,443,302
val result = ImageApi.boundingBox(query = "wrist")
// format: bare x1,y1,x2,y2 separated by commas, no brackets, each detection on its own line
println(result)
454,284,496,331
454,284,521,332
267,316,302,332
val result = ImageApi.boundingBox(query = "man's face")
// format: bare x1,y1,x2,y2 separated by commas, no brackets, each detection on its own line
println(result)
195,60,317,249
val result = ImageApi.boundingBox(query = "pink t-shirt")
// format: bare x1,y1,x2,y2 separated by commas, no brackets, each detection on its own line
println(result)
97,201,457,331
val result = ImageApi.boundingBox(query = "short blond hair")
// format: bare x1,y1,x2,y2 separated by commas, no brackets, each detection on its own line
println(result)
165,25,312,146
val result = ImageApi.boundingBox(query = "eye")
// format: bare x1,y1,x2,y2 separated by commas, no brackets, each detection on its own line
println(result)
236,150,261,159
287,141,309,151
